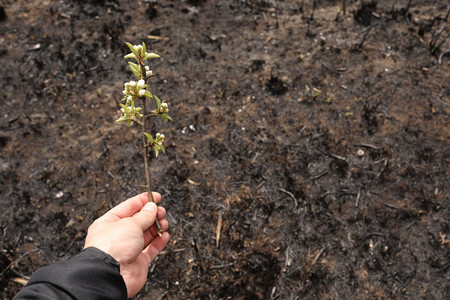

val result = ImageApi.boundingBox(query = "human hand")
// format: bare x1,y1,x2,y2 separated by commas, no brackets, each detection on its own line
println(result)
84,192,169,297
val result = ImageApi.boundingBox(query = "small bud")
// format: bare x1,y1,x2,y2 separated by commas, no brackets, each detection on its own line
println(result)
127,95,133,101
129,81,136,87
137,80,146,88
139,89,146,96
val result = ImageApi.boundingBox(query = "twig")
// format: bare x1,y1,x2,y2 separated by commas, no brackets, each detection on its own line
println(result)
310,171,328,180
353,143,382,150
312,247,325,265
285,247,296,267
192,239,206,273
438,49,450,65
147,35,170,41
357,24,375,50
404,0,413,15
439,232,450,244
0,249,39,279
159,248,186,256
365,232,386,239
355,189,361,207
310,0,317,20
58,240,75,257
384,203,400,209
316,147,347,162
140,61,163,236
210,263,234,269
8,116,19,124
278,188,298,207
376,159,389,179
215,211,223,248
321,61,347,74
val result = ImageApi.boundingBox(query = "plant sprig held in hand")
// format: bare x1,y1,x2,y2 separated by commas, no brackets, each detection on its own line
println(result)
116,42,172,236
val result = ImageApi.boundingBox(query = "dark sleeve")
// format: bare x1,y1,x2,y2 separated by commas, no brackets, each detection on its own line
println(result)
13,247,127,300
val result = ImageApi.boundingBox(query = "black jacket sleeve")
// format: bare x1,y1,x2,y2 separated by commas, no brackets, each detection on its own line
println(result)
13,247,127,300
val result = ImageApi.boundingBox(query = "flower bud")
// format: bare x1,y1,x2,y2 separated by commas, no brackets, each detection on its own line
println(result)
139,89,146,96
137,80,145,88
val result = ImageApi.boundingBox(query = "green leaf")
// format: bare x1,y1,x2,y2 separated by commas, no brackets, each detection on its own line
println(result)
144,90,153,99
141,42,147,57
128,62,141,77
161,114,172,123
154,147,159,157
143,132,153,142
125,42,139,57
124,53,136,59
160,144,166,154
145,53,160,60
154,95,161,107
115,116,128,123
128,62,140,70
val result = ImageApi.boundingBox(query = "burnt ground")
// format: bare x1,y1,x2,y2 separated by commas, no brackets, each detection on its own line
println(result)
0,0,449,299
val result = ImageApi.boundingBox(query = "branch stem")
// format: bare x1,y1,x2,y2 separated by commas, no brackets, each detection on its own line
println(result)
140,59,163,237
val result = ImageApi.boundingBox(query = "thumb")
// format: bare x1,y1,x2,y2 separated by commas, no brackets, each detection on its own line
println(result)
133,202,158,231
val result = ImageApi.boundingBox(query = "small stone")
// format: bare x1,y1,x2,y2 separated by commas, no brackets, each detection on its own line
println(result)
357,149,365,157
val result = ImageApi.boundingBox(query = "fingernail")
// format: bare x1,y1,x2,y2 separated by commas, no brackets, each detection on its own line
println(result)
143,202,157,212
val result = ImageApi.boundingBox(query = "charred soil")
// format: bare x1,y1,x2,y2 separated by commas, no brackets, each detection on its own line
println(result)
1,0,449,299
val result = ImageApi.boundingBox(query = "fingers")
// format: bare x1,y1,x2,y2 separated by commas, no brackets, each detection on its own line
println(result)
105,192,161,220
142,232,170,264
132,202,158,231
143,217,169,246
143,207,167,246
157,206,167,220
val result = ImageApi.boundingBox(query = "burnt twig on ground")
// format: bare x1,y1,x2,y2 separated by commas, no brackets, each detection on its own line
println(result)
353,143,382,150
215,211,223,248
316,147,348,162
356,24,376,51
438,49,450,65
278,188,298,207
0,249,39,280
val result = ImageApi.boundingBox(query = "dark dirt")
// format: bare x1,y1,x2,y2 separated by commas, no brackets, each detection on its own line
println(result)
1,0,449,299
